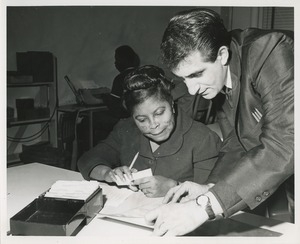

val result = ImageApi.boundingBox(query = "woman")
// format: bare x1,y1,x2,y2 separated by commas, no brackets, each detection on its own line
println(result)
77,65,221,197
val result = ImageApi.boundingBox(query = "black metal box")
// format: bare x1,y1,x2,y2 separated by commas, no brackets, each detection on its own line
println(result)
10,187,103,236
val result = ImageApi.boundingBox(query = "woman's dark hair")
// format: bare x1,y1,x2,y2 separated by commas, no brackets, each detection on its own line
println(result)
161,8,231,70
123,65,174,114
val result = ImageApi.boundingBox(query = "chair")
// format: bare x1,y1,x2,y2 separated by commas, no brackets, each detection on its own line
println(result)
192,94,213,124
57,111,78,170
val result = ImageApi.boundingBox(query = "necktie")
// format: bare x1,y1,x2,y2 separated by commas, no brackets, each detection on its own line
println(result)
221,86,233,107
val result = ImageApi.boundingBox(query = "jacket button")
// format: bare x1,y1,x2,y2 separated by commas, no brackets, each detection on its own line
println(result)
255,196,262,202
262,191,270,197
148,160,154,165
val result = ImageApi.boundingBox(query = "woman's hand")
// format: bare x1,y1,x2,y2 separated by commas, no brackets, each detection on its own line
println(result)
105,166,139,192
90,165,138,191
133,176,178,198
163,181,213,204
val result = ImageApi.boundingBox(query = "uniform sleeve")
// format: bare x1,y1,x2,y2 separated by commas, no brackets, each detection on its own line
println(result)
211,32,294,217
77,121,123,180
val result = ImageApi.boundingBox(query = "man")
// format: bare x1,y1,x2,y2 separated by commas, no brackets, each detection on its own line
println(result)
89,45,140,142
145,8,294,236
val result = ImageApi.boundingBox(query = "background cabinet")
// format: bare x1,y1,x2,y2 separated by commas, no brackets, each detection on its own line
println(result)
7,52,57,165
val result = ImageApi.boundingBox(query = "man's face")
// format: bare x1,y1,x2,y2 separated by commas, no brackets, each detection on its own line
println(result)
172,49,228,100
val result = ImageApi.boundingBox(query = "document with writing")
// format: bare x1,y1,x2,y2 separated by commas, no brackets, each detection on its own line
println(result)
98,181,163,228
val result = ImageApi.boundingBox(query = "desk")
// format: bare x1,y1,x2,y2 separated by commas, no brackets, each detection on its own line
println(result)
57,104,107,170
57,104,108,149
6,163,297,240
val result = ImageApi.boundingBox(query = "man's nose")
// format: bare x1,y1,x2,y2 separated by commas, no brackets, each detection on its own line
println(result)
184,80,200,95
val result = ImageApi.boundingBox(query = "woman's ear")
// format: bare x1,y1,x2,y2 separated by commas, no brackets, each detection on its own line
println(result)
217,46,229,66
172,102,175,113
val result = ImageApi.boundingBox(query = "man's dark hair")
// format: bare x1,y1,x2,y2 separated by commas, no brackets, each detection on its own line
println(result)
161,8,231,70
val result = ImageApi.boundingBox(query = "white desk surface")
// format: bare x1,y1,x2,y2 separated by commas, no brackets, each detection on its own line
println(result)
5,163,298,241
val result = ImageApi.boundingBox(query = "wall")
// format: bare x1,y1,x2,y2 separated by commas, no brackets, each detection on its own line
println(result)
7,6,221,156
7,6,221,105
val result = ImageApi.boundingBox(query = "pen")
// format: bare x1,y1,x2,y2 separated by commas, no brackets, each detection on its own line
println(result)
129,152,139,170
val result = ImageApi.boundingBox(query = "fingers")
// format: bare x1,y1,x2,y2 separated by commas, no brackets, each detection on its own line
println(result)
112,168,126,181
163,184,189,204
163,185,180,204
132,176,150,186
107,170,118,182
122,167,133,181
145,207,159,225
128,184,139,192
170,184,190,203
153,221,168,236
112,166,133,182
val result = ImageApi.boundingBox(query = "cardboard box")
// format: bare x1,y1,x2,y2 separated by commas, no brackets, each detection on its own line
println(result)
10,187,103,236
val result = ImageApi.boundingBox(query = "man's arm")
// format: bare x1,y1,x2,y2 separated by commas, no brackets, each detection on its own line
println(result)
209,31,294,217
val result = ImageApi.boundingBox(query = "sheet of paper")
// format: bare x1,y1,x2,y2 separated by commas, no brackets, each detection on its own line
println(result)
44,180,99,200
100,190,163,218
115,168,153,186
79,79,101,89
98,215,155,229
99,183,136,207
97,182,164,230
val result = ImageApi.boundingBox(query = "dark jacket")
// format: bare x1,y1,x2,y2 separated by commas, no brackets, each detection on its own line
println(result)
78,108,221,183
209,28,294,217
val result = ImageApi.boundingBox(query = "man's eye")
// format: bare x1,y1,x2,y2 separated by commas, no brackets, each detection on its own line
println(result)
189,72,203,79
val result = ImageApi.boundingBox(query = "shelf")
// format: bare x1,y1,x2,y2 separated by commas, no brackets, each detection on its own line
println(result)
7,82,54,87
8,117,51,127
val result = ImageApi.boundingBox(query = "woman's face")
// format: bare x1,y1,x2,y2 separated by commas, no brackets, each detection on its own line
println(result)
132,96,175,143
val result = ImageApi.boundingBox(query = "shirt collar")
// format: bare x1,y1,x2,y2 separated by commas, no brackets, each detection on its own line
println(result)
225,66,232,89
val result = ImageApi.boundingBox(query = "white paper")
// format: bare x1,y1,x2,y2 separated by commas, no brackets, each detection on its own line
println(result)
79,79,101,89
44,180,99,200
115,168,153,186
99,189,163,218
100,184,136,207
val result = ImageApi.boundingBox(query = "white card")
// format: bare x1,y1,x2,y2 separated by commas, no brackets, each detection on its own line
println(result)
115,168,153,186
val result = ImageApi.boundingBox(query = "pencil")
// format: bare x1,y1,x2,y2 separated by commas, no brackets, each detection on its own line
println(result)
129,152,139,169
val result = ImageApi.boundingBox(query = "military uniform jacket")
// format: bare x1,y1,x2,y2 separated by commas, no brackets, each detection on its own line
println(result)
209,28,294,217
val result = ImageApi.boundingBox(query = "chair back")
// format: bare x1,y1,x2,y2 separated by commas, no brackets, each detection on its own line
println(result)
57,112,77,148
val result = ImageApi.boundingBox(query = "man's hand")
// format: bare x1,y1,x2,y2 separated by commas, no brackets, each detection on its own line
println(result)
163,181,213,203
133,176,177,198
145,200,209,236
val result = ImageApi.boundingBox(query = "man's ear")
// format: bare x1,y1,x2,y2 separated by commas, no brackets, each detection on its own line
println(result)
217,46,229,66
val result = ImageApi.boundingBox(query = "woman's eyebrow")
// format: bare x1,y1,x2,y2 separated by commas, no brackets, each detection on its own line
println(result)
134,106,166,119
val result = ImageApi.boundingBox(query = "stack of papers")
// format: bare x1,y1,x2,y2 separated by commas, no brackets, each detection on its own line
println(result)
44,180,100,201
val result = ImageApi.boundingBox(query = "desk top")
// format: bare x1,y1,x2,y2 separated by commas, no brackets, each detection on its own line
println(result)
5,163,298,240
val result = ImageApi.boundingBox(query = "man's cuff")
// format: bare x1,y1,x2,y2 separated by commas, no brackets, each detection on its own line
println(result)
209,180,247,217
204,191,223,216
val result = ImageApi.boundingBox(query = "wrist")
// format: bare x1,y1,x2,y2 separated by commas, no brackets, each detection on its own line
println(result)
205,191,223,216
195,194,216,220
90,165,111,181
